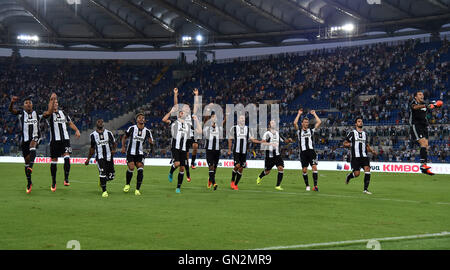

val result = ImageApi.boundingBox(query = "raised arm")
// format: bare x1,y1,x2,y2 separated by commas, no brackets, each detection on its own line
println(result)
192,115,202,135
162,106,176,124
173,88,178,106
293,109,303,130
311,110,322,129
42,93,57,118
223,109,229,127
193,88,200,115
227,127,233,156
8,96,20,115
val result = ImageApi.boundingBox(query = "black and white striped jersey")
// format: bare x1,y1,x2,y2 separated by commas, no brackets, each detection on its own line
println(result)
184,114,195,138
262,130,285,158
18,110,41,143
44,110,72,142
297,128,316,152
203,125,222,151
230,125,252,154
171,120,189,151
346,129,368,158
125,125,153,156
90,129,115,161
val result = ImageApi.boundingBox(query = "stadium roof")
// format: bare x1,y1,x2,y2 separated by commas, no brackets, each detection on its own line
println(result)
1,0,450,51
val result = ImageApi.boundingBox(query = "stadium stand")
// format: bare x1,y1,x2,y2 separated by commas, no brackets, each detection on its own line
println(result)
1,38,448,162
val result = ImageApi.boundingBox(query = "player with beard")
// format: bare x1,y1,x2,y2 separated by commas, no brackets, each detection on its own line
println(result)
344,117,377,194
256,120,293,190
163,106,202,193
293,109,322,191
121,113,154,196
409,91,443,175
173,88,201,182
227,115,261,190
204,111,226,191
43,94,81,192
8,93,56,193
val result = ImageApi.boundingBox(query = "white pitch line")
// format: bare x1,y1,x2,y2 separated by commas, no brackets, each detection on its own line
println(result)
252,231,450,250
68,179,450,206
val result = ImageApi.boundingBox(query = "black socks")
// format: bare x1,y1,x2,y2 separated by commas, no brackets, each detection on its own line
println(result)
29,148,36,169
169,164,176,175
235,171,242,185
185,160,190,178
25,165,31,185
304,172,318,187
126,169,133,185
276,171,283,187
51,162,57,186
100,176,107,192
303,173,309,186
420,147,427,164
259,170,267,179
312,171,318,186
209,170,215,185
231,169,237,182
126,168,144,190
136,168,143,190
177,171,184,188
364,172,371,191
346,172,355,182
64,156,70,181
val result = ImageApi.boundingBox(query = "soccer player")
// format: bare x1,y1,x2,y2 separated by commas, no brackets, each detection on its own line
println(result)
8,94,55,193
43,94,81,192
227,115,260,190
343,117,377,194
293,109,322,191
204,112,223,191
173,88,200,181
256,120,293,191
121,113,153,196
85,119,116,198
409,91,441,175
163,106,201,193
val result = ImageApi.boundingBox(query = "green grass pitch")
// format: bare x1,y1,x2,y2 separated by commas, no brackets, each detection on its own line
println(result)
0,163,449,250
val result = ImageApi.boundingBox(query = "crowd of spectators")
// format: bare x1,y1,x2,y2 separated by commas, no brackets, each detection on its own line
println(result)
0,56,169,153
143,38,449,162
1,38,449,162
